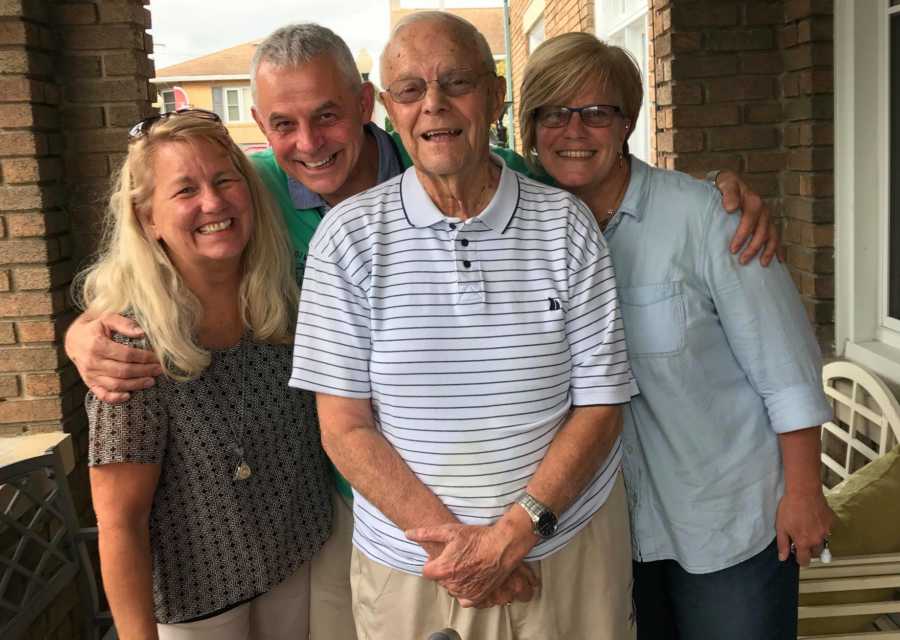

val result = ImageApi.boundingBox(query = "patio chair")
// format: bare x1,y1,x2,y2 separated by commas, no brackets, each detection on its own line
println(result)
819,360,900,490
0,444,115,639
798,360,900,639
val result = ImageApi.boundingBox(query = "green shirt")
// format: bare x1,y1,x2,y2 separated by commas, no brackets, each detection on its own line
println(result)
250,128,539,500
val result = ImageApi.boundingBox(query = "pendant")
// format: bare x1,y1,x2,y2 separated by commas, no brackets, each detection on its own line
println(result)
234,460,252,481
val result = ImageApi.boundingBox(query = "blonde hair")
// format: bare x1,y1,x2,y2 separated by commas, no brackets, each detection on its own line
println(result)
75,112,299,380
519,32,643,169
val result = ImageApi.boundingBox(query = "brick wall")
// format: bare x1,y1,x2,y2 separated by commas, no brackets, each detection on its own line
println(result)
0,0,154,636
651,0,834,352
780,0,834,350
545,0,594,35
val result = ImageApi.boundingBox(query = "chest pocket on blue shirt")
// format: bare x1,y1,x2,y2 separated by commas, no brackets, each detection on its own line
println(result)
619,282,686,357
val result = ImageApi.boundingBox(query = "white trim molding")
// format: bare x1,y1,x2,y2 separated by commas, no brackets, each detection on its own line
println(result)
835,0,900,384
522,0,545,34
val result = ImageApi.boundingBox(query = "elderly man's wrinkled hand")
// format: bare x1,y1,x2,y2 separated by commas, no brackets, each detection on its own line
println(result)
468,564,540,609
406,522,533,605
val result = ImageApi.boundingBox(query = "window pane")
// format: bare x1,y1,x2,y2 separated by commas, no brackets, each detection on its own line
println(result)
528,16,544,53
891,14,900,319
225,89,240,122
162,91,176,113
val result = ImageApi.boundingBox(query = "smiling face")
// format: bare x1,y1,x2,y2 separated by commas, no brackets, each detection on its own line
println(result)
144,139,253,281
251,54,374,204
534,83,631,198
380,19,505,182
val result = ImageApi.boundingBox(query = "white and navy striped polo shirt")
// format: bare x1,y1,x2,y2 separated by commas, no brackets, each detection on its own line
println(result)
291,156,638,574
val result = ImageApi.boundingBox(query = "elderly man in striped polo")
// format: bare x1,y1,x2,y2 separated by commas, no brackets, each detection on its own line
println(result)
291,11,639,640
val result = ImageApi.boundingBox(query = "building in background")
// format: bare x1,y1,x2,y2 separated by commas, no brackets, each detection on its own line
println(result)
152,41,267,152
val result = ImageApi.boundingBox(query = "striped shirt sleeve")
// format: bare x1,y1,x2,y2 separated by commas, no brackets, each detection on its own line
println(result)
565,200,639,406
290,226,373,398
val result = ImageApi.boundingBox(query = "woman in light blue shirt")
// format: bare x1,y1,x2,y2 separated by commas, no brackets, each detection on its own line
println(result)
519,33,834,640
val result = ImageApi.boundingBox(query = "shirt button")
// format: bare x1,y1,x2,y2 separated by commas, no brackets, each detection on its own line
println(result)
449,223,457,230
463,260,471,268
461,239,469,247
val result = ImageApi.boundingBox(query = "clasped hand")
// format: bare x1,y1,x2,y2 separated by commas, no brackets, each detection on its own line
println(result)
406,523,540,608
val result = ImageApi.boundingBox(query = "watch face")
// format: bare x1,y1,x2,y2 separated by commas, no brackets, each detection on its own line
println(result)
536,511,558,538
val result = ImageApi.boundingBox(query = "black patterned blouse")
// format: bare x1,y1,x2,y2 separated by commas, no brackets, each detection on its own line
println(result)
87,337,332,624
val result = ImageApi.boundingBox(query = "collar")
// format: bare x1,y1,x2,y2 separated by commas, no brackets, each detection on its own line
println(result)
400,153,519,232
616,155,651,222
286,122,400,211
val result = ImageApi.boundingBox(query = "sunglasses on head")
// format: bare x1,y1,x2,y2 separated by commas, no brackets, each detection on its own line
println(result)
128,108,222,140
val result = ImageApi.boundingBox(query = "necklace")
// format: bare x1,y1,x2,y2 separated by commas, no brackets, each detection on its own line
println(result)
225,339,252,481
598,162,631,230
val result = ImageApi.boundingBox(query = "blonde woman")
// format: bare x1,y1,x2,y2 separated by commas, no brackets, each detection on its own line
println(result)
78,110,332,640
520,34,833,640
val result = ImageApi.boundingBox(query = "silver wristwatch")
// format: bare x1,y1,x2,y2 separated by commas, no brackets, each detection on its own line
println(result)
516,493,559,539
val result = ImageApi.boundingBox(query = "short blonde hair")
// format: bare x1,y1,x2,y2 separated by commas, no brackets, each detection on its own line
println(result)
75,112,299,380
519,32,643,169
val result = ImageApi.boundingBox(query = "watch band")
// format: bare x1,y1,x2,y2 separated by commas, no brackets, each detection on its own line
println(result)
516,492,559,539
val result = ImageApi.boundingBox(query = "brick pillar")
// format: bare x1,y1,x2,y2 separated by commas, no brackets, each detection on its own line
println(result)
652,0,783,185
0,1,154,633
1,1,71,437
780,0,834,351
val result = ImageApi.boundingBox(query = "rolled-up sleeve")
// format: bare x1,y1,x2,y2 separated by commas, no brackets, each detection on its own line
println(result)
701,198,832,433
566,201,640,406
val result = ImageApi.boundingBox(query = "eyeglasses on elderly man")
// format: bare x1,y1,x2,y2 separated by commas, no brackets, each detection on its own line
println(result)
383,69,496,103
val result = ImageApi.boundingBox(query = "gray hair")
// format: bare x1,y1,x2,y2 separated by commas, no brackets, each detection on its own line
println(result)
384,11,495,77
250,23,361,100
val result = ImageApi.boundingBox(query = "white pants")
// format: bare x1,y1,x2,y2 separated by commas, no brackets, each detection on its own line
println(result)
157,561,311,640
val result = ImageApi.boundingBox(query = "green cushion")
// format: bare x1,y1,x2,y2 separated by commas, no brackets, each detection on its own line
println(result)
798,444,900,636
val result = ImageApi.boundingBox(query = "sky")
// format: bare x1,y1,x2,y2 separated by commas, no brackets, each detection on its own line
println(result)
147,0,505,88
147,0,393,85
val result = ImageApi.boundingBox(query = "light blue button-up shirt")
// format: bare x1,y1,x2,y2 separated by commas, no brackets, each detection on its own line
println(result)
604,158,833,574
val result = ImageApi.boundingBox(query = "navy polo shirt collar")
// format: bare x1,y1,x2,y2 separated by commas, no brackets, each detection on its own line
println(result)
401,153,518,232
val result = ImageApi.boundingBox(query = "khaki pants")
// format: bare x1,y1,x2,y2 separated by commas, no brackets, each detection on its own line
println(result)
351,473,635,640
157,561,310,640
310,490,358,640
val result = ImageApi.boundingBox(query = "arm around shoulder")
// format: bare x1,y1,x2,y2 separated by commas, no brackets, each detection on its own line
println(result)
66,311,162,403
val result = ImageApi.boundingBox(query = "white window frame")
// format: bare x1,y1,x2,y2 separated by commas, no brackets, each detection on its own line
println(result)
835,0,900,384
222,86,251,123
595,0,650,164
160,89,176,113
527,14,545,53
